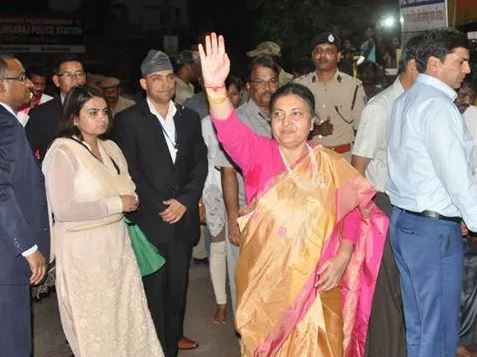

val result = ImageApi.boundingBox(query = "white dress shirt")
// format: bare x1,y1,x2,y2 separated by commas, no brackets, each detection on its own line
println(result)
386,74,477,231
146,98,178,163
463,105,477,176
353,78,404,192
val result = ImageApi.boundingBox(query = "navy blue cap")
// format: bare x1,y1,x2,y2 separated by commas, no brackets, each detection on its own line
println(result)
311,32,341,51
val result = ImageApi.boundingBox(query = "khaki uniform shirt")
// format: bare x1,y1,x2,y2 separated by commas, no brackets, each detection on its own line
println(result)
294,70,366,147
278,68,293,87
175,77,195,105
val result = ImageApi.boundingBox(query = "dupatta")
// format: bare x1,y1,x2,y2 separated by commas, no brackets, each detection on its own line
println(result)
43,138,136,261
235,146,387,357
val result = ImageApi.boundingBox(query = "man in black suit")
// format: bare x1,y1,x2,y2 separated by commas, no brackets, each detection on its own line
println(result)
0,54,50,357
113,50,207,357
25,54,85,160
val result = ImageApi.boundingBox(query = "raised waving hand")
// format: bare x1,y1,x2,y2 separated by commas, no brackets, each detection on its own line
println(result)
198,33,230,88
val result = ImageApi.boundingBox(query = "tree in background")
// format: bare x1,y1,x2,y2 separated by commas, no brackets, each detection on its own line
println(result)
246,0,399,70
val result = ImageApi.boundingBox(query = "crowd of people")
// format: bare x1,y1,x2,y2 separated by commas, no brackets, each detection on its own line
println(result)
1,25,477,357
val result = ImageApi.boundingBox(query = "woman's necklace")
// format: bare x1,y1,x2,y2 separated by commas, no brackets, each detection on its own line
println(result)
278,144,326,191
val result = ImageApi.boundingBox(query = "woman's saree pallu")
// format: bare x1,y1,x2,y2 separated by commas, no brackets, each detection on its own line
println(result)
235,147,388,357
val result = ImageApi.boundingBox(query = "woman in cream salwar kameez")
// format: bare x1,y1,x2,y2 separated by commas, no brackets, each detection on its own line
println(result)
42,85,163,357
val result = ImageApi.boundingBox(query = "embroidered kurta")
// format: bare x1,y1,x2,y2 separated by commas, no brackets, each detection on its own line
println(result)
43,138,163,357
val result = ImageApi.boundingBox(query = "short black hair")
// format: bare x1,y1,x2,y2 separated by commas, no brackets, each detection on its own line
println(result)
59,85,111,141
52,54,83,75
226,75,243,92
246,55,280,82
27,63,48,79
398,33,425,74
172,50,199,73
270,82,315,114
415,28,469,73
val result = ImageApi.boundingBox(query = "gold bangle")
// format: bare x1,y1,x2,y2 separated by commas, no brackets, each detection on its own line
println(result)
207,95,228,104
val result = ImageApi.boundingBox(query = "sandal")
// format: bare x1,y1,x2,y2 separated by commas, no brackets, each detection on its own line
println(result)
178,336,199,350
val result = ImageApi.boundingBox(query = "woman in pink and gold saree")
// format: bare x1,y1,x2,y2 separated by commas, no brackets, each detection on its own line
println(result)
199,33,387,357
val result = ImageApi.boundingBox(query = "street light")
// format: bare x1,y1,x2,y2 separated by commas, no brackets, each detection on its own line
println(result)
381,16,397,28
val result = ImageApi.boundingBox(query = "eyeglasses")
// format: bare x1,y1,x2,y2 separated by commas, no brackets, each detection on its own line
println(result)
57,71,86,79
250,78,279,89
1,74,29,83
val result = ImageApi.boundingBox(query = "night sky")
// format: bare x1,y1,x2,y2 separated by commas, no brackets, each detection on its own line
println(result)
0,0,401,90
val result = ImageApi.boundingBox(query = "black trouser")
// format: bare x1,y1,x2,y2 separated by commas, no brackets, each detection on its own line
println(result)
142,238,193,357
365,192,406,357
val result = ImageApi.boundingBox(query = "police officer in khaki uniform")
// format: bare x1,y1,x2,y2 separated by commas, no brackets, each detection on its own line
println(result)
295,32,366,161
173,50,201,105
98,76,135,117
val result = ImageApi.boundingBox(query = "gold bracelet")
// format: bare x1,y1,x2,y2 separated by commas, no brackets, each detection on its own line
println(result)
207,95,228,104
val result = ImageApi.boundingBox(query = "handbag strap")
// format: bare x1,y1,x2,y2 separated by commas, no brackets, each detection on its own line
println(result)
68,137,120,175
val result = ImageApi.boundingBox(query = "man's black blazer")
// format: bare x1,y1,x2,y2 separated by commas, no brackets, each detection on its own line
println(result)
112,99,208,245
25,96,62,160
0,105,50,285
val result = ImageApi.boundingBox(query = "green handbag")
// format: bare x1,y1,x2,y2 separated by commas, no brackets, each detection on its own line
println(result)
124,218,165,276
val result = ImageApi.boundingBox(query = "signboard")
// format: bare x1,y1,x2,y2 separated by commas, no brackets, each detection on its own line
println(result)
400,0,448,32
0,44,85,53
0,14,84,53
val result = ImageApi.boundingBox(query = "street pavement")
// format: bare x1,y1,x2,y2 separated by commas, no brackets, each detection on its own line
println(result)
32,263,240,357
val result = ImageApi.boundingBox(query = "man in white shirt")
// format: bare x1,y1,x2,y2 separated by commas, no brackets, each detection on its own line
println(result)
455,84,477,356
456,84,477,175
113,49,207,356
352,33,423,357
386,29,476,357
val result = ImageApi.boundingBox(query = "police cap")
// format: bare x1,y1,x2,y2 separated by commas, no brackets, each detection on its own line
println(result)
311,32,341,51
